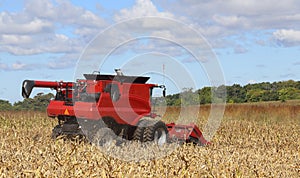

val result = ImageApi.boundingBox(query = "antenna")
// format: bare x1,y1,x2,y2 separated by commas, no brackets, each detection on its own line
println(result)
162,64,165,85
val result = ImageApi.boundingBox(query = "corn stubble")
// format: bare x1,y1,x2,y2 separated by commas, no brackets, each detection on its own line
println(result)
0,101,299,177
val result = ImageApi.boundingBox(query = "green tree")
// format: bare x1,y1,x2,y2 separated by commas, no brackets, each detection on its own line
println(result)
181,88,199,105
166,93,180,106
0,99,13,111
198,87,212,104
278,87,300,102
212,85,226,103
226,84,246,103
14,93,54,111
153,80,300,105
246,89,266,102
261,90,279,101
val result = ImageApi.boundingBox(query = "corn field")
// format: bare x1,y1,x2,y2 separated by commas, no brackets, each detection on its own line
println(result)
0,101,299,177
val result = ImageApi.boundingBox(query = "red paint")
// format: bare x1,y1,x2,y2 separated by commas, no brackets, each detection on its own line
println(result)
22,73,210,144
166,123,211,145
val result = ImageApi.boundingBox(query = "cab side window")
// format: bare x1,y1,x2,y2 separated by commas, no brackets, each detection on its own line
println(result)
105,83,120,102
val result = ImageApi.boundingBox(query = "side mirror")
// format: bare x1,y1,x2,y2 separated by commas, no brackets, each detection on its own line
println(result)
22,80,35,98
163,88,166,97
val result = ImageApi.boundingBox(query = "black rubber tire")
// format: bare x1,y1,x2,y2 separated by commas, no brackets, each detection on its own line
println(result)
51,125,62,139
102,117,122,136
61,123,79,132
133,118,168,145
133,119,151,142
143,120,168,146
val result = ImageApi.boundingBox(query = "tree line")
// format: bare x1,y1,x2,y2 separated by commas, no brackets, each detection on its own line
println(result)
0,80,299,111
163,80,300,106
0,93,54,111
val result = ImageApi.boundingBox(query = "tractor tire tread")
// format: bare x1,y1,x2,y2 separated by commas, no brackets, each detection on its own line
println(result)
133,118,152,142
143,120,168,142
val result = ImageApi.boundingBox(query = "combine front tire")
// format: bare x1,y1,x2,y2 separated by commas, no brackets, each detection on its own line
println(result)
144,121,168,146
133,118,168,145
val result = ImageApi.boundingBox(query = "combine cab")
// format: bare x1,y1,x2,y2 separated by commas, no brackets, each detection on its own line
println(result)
22,69,209,146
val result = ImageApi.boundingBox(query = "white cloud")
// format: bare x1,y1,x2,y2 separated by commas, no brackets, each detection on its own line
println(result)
0,33,82,55
47,53,79,69
24,0,106,28
273,29,300,46
12,62,28,70
155,0,300,47
0,46,43,55
39,34,82,53
0,61,38,71
213,15,247,28
0,0,107,56
248,79,256,84
0,34,32,45
0,12,53,35
115,0,174,21
234,45,248,54
2,0,300,71
157,0,300,20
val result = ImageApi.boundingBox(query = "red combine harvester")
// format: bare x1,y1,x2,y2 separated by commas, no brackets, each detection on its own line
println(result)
22,69,209,146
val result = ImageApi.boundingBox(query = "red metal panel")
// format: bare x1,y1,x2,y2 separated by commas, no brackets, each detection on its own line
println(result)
47,100,75,117
166,122,211,145
34,81,74,88
74,102,100,120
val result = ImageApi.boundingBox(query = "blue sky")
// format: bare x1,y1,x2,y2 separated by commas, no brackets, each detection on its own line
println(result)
0,0,299,103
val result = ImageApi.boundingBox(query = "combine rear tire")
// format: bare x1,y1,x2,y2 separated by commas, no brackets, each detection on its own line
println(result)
133,119,150,142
